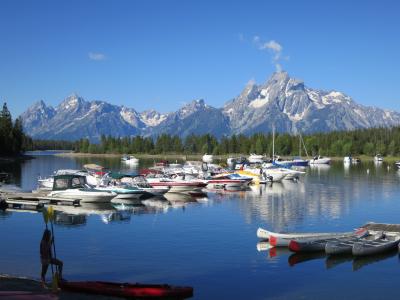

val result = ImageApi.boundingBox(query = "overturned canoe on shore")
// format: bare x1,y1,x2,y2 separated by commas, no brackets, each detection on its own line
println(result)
352,233,400,256
59,280,193,299
257,227,367,247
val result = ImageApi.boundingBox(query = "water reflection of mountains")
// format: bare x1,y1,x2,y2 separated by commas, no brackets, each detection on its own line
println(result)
242,170,375,231
257,242,398,271
53,194,209,226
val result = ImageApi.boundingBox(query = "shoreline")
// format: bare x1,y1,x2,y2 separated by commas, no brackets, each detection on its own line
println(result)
53,152,400,162
0,154,34,163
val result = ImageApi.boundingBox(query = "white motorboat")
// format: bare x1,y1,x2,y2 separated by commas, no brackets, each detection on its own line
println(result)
248,154,264,164
206,173,251,190
309,155,331,164
95,185,152,200
374,154,384,162
202,154,213,163
343,156,352,164
48,174,116,203
101,173,170,196
121,155,139,165
261,168,287,182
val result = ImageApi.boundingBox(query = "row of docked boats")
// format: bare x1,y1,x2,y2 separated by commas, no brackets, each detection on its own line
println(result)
34,156,307,204
257,224,400,257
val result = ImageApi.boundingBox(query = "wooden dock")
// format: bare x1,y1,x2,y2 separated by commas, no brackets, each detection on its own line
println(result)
0,190,81,212
362,222,400,233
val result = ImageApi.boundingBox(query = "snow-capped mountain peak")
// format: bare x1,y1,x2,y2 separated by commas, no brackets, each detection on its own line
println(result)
20,71,400,141
140,109,168,127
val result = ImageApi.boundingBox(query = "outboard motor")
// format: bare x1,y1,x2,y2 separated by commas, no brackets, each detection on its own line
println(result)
201,162,208,172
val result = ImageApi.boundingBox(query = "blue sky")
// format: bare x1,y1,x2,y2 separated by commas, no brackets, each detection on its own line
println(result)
1,0,400,117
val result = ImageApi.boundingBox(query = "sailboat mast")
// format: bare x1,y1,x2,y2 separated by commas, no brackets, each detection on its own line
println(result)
272,125,275,162
299,134,301,157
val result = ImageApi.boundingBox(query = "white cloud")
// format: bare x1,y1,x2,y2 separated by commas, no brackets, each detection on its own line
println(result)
253,37,285,72
260,40,282,53
88,52,106,61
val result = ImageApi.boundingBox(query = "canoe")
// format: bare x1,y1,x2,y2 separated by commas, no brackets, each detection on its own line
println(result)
352,233,400,256
0,291,57,299
325,231,384,255
289,230,369,253
257,227,368,247
59,280,193,299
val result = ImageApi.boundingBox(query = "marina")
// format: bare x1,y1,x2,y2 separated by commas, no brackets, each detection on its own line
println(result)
1,152,400,299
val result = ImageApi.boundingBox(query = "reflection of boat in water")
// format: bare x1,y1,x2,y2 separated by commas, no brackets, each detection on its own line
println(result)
309,164,331,172
325,254,353,270
48,175,116,203
256,242,292,259
256,242,274,252
352,249,398,271
54,213,87,226
288,252,326,267
141,198,170,212
164,192,197,203
53,203,116,215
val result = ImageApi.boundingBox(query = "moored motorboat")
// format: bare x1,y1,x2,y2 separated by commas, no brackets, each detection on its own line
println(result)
146,177,207,193
202,153,213,163
352,233,400,256
103,173,170,196
206,173,251,190
59,280,193,299
374,154,384,162
248,153,264,164
121,155,139,165
309,155,331,165
48,174,116,203
95,186,152,200
343,156,352,164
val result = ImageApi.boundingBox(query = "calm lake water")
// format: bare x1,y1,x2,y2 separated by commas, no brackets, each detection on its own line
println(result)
1,152,400,299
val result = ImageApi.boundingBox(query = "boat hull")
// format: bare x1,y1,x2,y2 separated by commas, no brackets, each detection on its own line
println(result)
257,227,368,247
48,191,115,203
352,235,400,256
60,280,193,299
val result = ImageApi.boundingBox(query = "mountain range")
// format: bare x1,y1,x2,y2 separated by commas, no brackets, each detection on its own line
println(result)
21,71,400,141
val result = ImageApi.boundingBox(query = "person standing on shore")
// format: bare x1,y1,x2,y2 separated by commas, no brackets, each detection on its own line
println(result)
40,229,63,287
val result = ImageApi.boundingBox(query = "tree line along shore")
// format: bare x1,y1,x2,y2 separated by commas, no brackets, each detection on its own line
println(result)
3,101,400,159
25,127,400,159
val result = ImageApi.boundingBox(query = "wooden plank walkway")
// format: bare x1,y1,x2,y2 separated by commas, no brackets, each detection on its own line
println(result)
0,190,81,208
362,222,400,233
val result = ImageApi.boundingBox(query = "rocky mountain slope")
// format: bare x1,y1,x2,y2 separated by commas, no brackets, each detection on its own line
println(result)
21,72,400,141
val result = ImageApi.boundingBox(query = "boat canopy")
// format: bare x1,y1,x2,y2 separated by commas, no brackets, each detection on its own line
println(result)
52,174,87,191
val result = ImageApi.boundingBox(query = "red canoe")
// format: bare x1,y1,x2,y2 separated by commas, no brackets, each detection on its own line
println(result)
59,281,193,299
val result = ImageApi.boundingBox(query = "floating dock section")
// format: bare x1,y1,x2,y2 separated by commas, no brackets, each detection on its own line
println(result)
0,191,81,212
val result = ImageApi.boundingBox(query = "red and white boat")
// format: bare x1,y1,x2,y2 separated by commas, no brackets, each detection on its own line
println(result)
146,177,207,193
